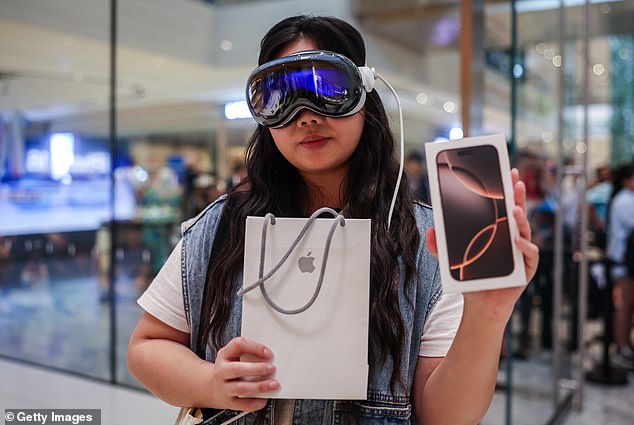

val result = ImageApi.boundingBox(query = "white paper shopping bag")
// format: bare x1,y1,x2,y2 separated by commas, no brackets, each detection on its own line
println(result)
240,209,370,399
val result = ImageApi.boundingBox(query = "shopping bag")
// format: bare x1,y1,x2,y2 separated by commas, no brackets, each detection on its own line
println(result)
240,208,370,399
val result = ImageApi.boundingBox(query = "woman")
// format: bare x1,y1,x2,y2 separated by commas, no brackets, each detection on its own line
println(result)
127,15,538,424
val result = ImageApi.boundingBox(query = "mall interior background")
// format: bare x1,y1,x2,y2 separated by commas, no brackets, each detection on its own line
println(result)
0,1,633,424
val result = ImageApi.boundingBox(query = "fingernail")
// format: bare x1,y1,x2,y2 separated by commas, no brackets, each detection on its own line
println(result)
269,380,280,390
266,364,275,373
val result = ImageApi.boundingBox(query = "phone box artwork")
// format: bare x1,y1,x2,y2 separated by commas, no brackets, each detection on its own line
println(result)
424,134,526,293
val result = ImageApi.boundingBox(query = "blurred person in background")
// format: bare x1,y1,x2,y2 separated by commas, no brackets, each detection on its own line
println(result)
404,150,430,204
515,148,546,213
586,165,613,250
515,154,556,357
185,173,226,219
585,165,613,319
606,163,634,369
136,154,181,284
225,161,248,191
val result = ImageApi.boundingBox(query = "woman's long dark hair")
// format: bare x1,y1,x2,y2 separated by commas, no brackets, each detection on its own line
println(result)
198,15,420,391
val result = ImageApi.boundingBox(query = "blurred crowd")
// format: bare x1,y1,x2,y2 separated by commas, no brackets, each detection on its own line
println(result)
404,146,634,369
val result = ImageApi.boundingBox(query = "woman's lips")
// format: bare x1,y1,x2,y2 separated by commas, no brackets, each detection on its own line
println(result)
300,135,330,149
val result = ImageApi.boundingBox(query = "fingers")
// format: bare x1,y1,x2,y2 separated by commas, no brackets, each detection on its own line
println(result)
513,204,539,282
219,337,274,362
511,168,530,241
515,234,540,282
216,337,277,382
226,377,280,398
516,236,539,264
513,205,531,241
512,168,527,214
511,167,519,186
217,358,276,381
216,371,280,412
212,337,280,406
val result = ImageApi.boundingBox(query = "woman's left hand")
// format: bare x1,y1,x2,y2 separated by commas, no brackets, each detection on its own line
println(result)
508,167,539,282
425,168,540,321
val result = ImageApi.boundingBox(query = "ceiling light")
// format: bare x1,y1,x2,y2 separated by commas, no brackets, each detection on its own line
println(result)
50,133,74,180
224,100,251,120
220,40,233,51
416,93,428,104
619,48,631,61
552,55,562,67
443,101,457,114
592,63,605,76
449,127,463,140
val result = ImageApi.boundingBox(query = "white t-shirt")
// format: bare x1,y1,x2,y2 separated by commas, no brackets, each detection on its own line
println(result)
138,240,463,357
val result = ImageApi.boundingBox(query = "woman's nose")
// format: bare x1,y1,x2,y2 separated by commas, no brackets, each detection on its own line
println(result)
296,108,324,126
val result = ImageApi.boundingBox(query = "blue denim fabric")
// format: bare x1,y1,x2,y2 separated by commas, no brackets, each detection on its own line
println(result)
181,197,442,424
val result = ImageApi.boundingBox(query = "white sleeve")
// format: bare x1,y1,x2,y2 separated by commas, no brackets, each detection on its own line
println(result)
137,240,190,333
419,292,463,357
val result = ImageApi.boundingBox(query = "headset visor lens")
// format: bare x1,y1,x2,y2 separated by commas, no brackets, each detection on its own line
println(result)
246,51,365,128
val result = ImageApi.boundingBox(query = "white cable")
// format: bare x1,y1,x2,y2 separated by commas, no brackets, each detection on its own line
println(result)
374,72,404,230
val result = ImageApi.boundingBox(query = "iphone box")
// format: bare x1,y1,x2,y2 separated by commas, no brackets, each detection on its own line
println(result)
424,134,526,293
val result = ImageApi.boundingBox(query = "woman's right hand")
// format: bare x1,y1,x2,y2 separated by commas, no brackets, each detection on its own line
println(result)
208,336,279,412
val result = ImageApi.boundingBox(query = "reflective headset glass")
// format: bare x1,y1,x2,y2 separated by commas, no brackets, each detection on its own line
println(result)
246,50,373,128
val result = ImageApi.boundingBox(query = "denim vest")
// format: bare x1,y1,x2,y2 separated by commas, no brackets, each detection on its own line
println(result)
180,196,442,424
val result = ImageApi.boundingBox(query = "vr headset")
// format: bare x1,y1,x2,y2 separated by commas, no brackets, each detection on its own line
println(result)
246,50,376,128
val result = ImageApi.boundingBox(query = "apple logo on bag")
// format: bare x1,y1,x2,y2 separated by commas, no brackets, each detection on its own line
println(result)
298,251,316,273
